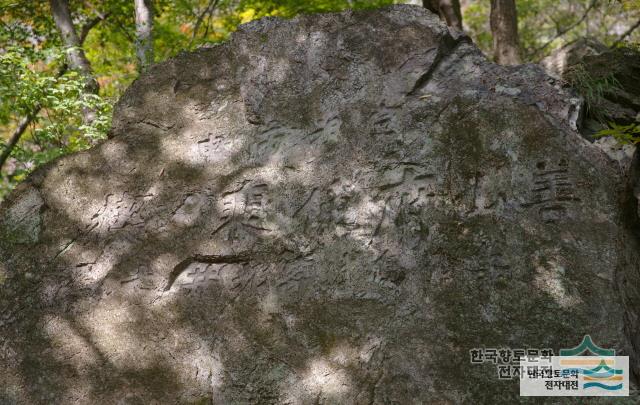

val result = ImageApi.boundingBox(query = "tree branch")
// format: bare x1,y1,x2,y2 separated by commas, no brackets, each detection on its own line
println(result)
0,12,108,176
530,0,598,60
189,0,220,47
115,20,136,43
50,0,93,79
80,12,110,44
0,113,36,173
613,17,640,47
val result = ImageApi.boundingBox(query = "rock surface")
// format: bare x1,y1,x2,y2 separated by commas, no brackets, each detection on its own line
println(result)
1,5,639,404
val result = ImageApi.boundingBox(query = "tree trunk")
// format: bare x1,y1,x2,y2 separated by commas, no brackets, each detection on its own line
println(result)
49,0,98,94
490,0,521,65
423,0,463,31
0,114,35,174
134,0,154,71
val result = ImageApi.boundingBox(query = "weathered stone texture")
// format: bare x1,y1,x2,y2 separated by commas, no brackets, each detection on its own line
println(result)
1,5,639,404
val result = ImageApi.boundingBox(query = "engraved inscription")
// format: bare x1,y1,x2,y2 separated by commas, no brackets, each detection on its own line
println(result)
220,182,269,225
121,265,155,289
249,119,341,163
523,159,580,222
197,132,233,162
472,252,511,277
89,192,153,233
377,164,438,207
173,262,245,294
371,110,397,136
178,262,217,291
245,183,268,224
250,126,300,160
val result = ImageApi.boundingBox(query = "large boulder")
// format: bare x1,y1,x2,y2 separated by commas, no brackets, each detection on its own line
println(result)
1,5,639,404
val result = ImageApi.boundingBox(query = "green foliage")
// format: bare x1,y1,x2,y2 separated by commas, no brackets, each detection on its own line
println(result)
593,122,640,144
463,0,640,61
564,63,622,121
0,45,112,199
562,59,640,145
462,1,491,54
229,0,394,21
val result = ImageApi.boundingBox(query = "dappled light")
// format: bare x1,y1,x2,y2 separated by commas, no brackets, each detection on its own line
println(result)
1,4,639,404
